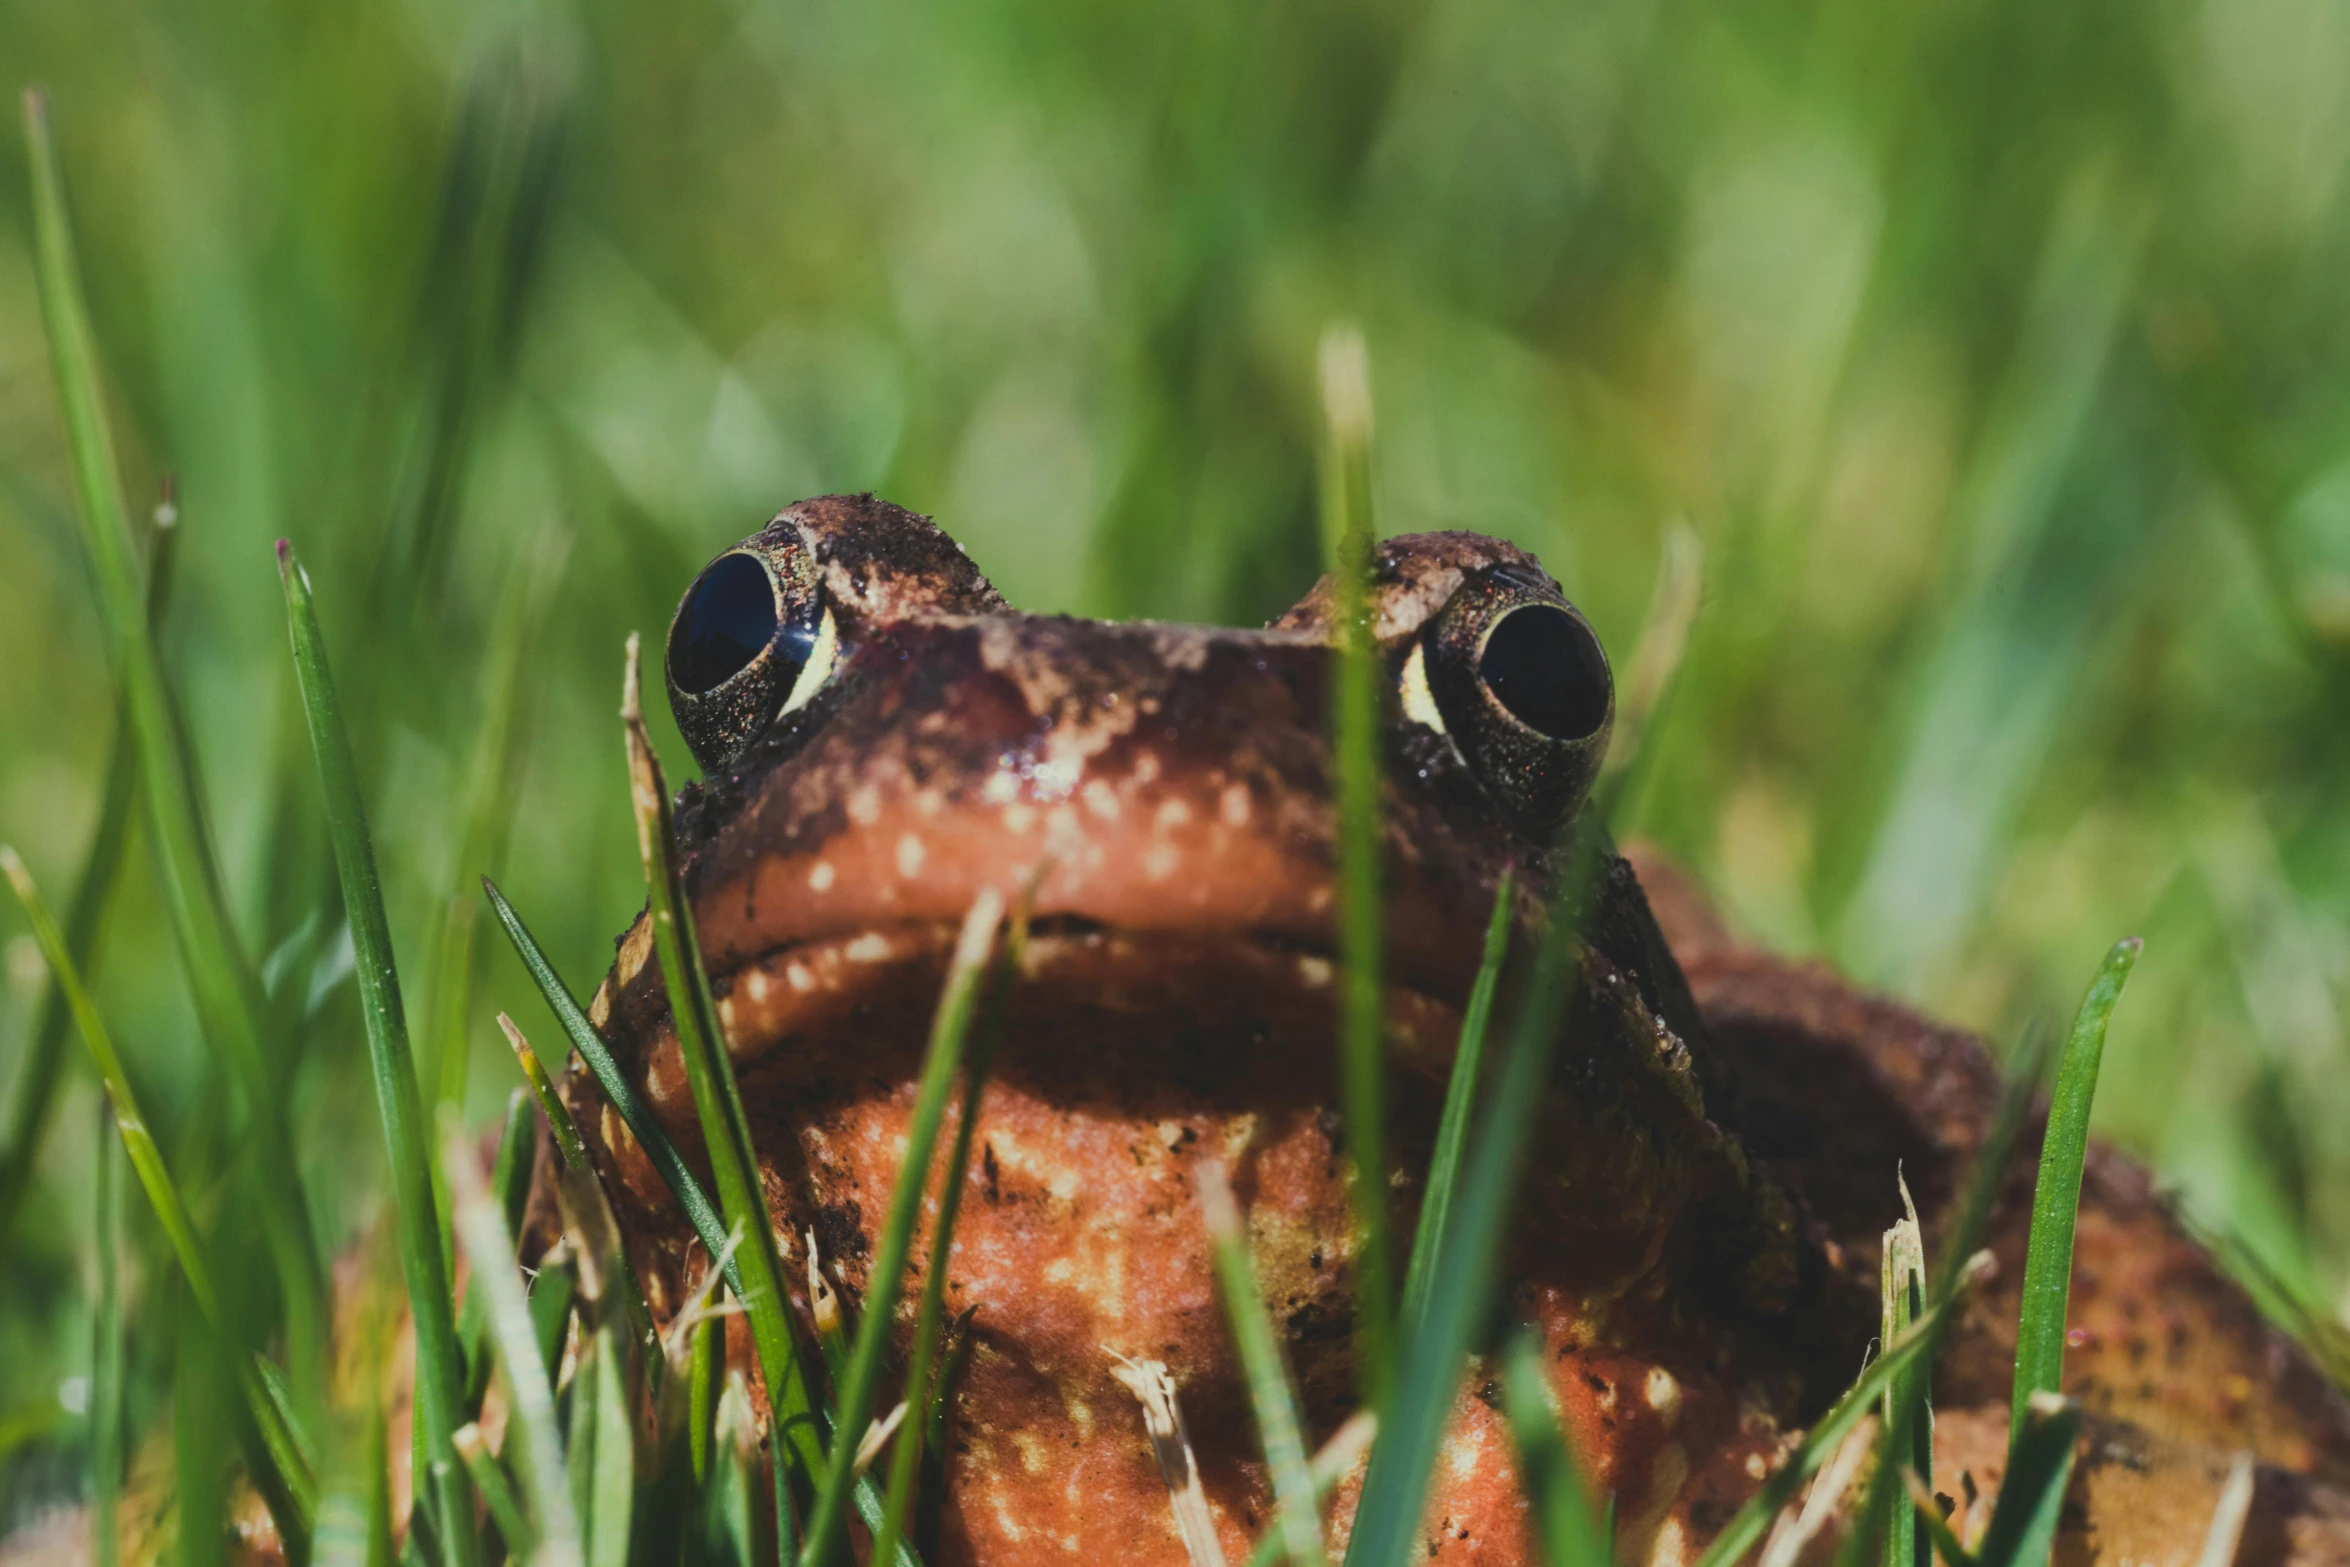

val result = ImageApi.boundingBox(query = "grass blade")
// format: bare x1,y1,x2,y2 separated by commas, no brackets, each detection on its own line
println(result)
1972,1394,2078,1567
871,904,1024,1567
621,635,817,1552
2009,939,2139,1435
444,1110,583,1567
1688,1269,1986,1567
1498,1330,1608,1567
1879,1188,1929,1567
2193,1453,2255,1567
1400,868,1513,1332
800,888,1002,1566
92,1098,125,1567
1317,323,1395,1414
277,542,476,1567
460,1088,543,1415
1341,827,1603,1567
500,1013,589,1171
0,847,318,1550
584,1318,635,1567
22,89,322,1355
0,492,175,1244
1200,1160,1325,1567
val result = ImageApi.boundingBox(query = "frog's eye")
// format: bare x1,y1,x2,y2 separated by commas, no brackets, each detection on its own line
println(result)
665,542,839,774
1411,571,1613,837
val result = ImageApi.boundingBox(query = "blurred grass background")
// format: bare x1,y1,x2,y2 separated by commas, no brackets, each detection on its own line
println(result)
2,0,2348,1528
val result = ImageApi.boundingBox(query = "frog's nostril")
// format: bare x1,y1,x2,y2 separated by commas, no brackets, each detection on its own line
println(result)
1477,604,1609,742
670,552,779,694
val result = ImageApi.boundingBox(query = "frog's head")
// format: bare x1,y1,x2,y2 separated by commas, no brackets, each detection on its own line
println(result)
639,491,1614,1009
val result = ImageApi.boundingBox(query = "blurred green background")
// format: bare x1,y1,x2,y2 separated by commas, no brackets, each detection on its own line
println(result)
3,0,2349,1525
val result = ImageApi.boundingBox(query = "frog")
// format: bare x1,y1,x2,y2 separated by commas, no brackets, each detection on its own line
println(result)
563,493,2350,1565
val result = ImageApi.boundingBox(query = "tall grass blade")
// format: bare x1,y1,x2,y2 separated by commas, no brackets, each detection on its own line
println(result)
1878,1188,1928,1567
1400,868,1512,1332
1316,323,1395,1414
2009,938,2139,1435
1341,827,1603,1567
2193,1453,2255,1567
92,1098,125,1567
871,903,1023,1567
0,493,175,1244
23,86,323,1361
1972,1394,2078,1567
800,888,1002,1566
584,1318,635,1567
621,636,815,1551
0,846,318,1550
444,1109,583,1567
1238,1416,1379,1567
461,1088,543,1415
1498,1330,1607,1567
1596,521,1703,831
1200,1160,1324,1567
277,542,476,1567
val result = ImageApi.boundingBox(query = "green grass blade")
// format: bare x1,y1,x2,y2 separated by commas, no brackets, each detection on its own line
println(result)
584,1319,634,1567
2009,939,2139,1437
453,1426,533,1561
92,1098,125,1567
1972,1394,2078,1567
621,636,816,1551
444,1111,583,1567
0,846,318,1549
499,1013,589,1171
800,887,1002,1567
0,495,175,1245
460,1088,542,1415
1688,1280,1982,1567
482,878,739,1291
1900,1469,1976,1567
1498,1330,1608,1567
871,909,1022,1567
22,89,322,1353
1341,824,1608,1567
1201,1160,1325,1567
1317,323,1395,1415
1400,868,1513,1333
691,1313,725,1487
277,542,476,1567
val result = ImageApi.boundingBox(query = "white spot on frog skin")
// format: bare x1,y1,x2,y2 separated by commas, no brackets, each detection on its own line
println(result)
982,768,1020,804
1002,802,1036,834
745,969,772,1002
1082,779,1121,820
896,833,927,878
1594,1378,1618,1412
1219,783,1251,827
1047,1171,1079,1201
1647,1516,1688,1567
848,785,881,825
1153,799,1193,832
1744,1452,1767,1480
1399,640,1446,732
786,963,815,993
1646,1366,1682,1427
1030,755,1081,799
1296,955,1333,988
1132,750,1162,784
845,934,891,963
808,860,836,892
1143,844,1181,881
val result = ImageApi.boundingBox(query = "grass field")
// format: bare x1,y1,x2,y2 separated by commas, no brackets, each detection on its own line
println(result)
1,0,2347,1548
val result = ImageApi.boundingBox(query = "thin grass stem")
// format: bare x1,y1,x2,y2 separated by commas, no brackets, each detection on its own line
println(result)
444,1110,582,1567
1498,1330,1607,1567
278,543,475,1567
1199,1161,1324,1566
1400,868,1512,1333
499,1013,589,1170
1316,323,1395,1415
0,493,175,1245
800,888,1002,1566
622,635,815,1554
92,1096,124,1567
0,847,318,1550
22,90,322,1355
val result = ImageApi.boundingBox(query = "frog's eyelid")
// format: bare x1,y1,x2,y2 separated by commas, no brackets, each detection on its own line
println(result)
778,604,841,718
1398,640,1447,733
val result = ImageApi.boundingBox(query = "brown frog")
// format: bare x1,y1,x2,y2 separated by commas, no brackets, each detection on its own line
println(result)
566,493,2350,1564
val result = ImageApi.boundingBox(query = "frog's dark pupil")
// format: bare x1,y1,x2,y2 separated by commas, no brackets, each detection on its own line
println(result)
669,553,779,694
1478,604,1608,741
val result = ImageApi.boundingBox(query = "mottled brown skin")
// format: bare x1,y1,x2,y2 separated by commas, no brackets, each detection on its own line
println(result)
561,494,2350,1564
